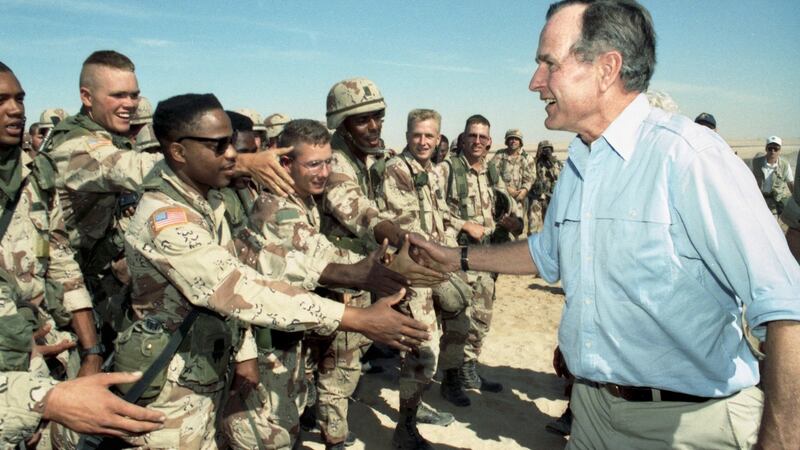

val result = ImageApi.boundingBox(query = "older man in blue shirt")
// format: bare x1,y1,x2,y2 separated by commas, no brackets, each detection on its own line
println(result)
412,0,800,448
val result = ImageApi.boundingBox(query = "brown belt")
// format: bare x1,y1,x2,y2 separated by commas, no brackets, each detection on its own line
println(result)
588,382,715,403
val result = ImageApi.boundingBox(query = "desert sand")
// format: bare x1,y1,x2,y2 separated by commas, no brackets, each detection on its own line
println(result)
301,274,570,450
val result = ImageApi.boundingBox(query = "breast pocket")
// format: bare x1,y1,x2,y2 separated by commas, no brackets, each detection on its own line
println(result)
27,208,50,272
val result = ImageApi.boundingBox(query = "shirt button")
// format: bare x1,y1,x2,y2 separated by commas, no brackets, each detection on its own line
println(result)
584,212,592,219
584,298,592,305
585,341,592,349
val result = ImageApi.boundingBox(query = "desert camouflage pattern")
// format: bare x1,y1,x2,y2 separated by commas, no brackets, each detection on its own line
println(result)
236,108,267,132
1,150,92,314
222,346,305,449
751,154,793,214
130,97,153,125
320,132,384,253
117,165,346,446
264,113,292,139
528,142,562,233
325,78,386,129
46,112,162,257
249,191,369,445
442,153,512,236
37,108,69,129
489,147,535,204
0,293,61,448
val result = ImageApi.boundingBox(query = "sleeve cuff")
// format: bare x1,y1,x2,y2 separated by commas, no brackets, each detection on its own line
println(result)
745,297,800,340
303,294,346,336
528,233,559,284
0,372,58,445
62,288,93,312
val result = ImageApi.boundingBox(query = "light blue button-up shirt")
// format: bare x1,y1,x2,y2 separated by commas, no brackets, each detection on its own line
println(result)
528,94,800,397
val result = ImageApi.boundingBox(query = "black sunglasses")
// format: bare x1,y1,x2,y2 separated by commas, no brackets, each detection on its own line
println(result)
177,132,236,155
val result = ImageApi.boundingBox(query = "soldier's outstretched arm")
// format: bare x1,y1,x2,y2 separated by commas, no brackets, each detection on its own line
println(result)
340,289,430,352
408,234,538,276
50,138,162,193
318,239,410,298
236,147,295,196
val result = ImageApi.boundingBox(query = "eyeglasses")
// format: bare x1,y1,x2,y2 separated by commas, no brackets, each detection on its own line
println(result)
295,158,333,173
177,132,236,155
466,133,490,144
349,111,385,127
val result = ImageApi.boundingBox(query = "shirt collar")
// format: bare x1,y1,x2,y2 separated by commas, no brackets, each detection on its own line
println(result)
566,93,650,177
601,93,650,161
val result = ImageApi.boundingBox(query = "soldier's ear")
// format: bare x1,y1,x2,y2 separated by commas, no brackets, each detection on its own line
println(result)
79,86,92,110
167,141,187,164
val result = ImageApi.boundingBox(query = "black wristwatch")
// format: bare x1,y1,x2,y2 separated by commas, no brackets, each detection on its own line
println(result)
79,343,106,359
460,246,470,271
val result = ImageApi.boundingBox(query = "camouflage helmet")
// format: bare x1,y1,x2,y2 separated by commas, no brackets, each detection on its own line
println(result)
505,129,523,145
236,109,267,132
264,113,291,139
537,140,554,151
135,123,160,152
326,78,386,129
38,108,68,129
130,97,153,125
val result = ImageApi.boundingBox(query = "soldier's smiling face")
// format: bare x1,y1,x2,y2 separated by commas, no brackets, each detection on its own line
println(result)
463,123,491,163
406,118,440,165
284,141,333,198
0,71,25,148
80,65,140,134
343,109,384,150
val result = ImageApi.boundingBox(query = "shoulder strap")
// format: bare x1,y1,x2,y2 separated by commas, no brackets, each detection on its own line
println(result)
449,157,470,218
368,156,387,200
398,156,428,233
487,160,500,187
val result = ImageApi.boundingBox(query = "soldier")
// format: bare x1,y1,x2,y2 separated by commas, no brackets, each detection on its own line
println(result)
376,109,477,449
438,114,522,407
695,112,716,131
0,60,164,447
248,119,429,449
29,108,68,155
490,129,535,232
432,134,449,164
130,96,160,152
225,110,261,213
116,92,429,448
264,112,292,149
752,135,794,218
528,140,562,233
237,108,267,150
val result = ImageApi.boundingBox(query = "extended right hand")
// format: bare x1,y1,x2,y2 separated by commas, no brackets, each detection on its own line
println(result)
387,236,447,287
41,372,165,436
346,289,431,352
461,221,486,242
240,147,295,196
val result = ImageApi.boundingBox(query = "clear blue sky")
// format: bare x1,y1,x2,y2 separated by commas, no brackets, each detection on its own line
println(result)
3,0,799,149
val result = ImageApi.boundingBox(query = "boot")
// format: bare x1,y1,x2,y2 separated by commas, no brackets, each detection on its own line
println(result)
392,405,433,450
440,368,470,407
416,401,454,426
325,431,357,449
545,407,573,436
459,360,503,393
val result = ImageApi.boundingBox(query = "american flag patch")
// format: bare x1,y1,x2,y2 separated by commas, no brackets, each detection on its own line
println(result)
151,207,188,232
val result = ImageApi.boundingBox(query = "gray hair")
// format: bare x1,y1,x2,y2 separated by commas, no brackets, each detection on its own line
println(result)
547,0,656,92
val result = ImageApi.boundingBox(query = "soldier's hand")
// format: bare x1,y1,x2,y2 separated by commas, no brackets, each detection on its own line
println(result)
462,221,486,242
232,358,260,396
32,323,76,358
354,239,410,297
387,236,447,287
407,234,460,273
515,190,528,202
41,372,166,436
342,289,430,352
238,147,295,196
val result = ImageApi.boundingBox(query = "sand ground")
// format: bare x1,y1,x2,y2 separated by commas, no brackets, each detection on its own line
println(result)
301,274,569,450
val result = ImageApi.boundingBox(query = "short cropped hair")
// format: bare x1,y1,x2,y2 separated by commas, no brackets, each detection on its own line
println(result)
225,110,254,132
79,50,135,89
278,119,331,152
546,0,656,92
0,61,11,73
406,109,441,133
464,114,490,132
153,93,223,146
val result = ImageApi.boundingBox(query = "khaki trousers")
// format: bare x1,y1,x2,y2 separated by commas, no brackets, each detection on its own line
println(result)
567,382,762,450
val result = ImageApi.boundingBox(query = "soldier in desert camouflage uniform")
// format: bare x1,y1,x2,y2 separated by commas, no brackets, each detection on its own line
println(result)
236,108,267,150
376,109,481,449
0,60,165,448
29,108,68,155
118,93,427,449
439,115,523,407
490,129,535,232
264,113,292,150
527,140,562,233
